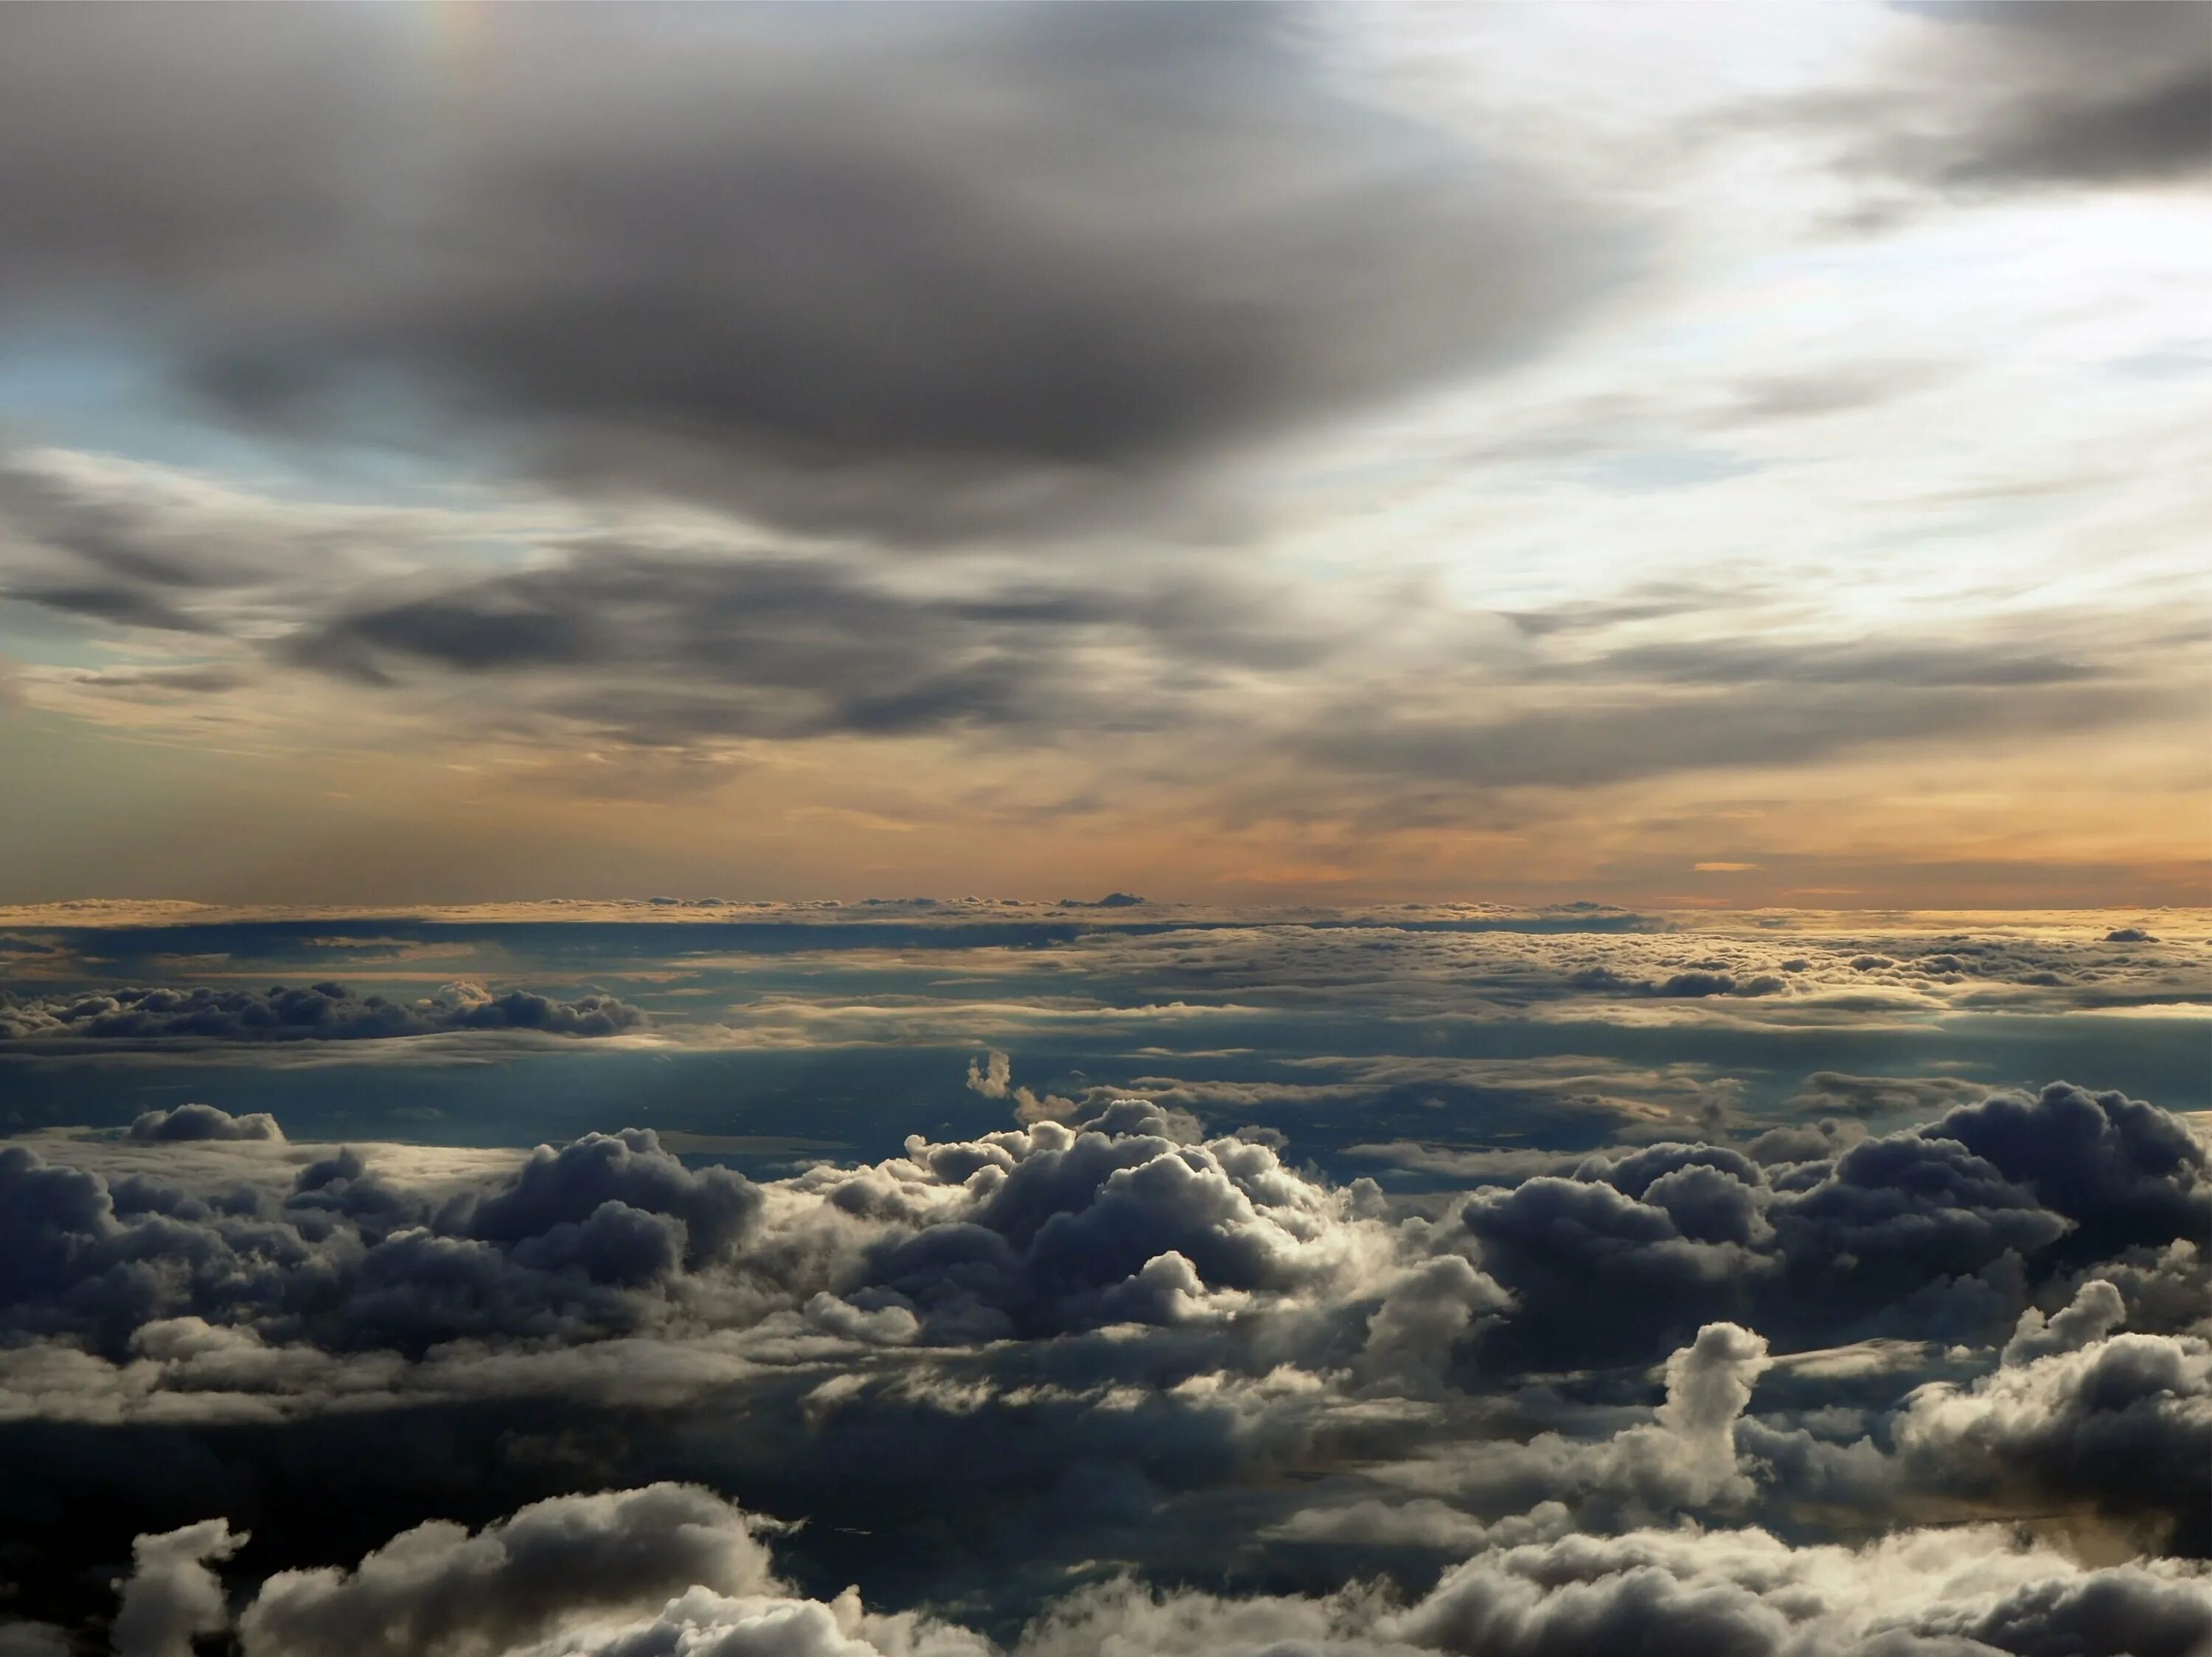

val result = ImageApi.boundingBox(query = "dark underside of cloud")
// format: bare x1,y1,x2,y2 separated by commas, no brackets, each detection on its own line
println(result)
1905,4,2212,191
0,1075,2205,1649
1743,3,2212,204
0,981,647,1043
0,5,1621,543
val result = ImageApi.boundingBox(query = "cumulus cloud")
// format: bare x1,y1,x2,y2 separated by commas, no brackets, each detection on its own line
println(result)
1456,1082,2209,1369
238,1485,782,1657
0,1077,2204,1639
0,981,647,1044
2001,1278,2127,1366
118,1485,2212,1657
1894,1324,2212,1552
0,1126,759,1359
112,1518,244,1657
782,1104,1422,1344
964,1049,1012,1100
128,1102,284,1143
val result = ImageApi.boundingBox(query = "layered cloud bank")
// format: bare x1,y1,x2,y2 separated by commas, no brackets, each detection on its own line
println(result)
0,1068,2205,1648
83,1484,2212,1657
0,981,647,1045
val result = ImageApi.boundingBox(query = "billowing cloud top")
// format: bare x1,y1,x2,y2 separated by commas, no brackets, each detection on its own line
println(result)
0,980,647,1044
0,1062,2207,1642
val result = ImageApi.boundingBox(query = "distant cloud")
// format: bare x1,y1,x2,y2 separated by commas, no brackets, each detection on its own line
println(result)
128,1103,283,1144
0,981,647,1044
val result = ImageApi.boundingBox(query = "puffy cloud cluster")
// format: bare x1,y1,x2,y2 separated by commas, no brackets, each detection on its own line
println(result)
1894,1297,2212,1552
0,1096,1478,1434
1459,1082,2210,1367
1023,1523,2212,1657
0,980,648,1043
128,1101,284,1142
0,1122,759,1358
237,1484,787,1657
86,1480,2212,1657
1,1083,2202,1433
0,1078,2204,1645
796,1100,1424,1344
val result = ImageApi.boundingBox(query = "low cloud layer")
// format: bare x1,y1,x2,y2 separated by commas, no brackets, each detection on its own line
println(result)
73,1470,2212,1657
0,981,647,1045
0,1066,2204,1644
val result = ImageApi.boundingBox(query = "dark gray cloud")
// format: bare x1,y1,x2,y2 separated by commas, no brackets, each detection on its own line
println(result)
4,581,215,635
1895,1314,2212,1554
0,1075,2203,1642
1907,5,2212,191
147,1482,2212,1657
280,541,2178,775
288,546,1331,743
0,4,1621,542
1460,1083,2210,1369
0,981,647,1045
1924,1081,2212,1267
4,430,2183,791
1748,3,2212,204
0,1122,760,1358
128,1102,283,1144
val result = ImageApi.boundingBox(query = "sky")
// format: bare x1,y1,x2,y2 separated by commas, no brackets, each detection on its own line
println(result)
1,9,2211,1656
0,1,2205,908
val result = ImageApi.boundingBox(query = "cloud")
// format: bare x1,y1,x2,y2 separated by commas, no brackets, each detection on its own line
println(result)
965,1050,1012,1100
1904,6,2212,191
1362,1321,1779,1530
112,1518,244,1657
280,541,1353,747
1297,672,2167,793
0,1077,2204,1637
0,981,647,1045
1459,1083,2209,1367
1924,1081,2212,1265
0,1625,69,1657
237,1485,782,1657
1894,1322,2212,1553
1378,1524,2212,1657
0,1126,759,1359
128,1102,284,1143
1784,1072,1989,1119
1568,965,1785,999
1731,3,2212,208
126,1484,2212,1657
2002,1277,2128,1366
0,7,1621,543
